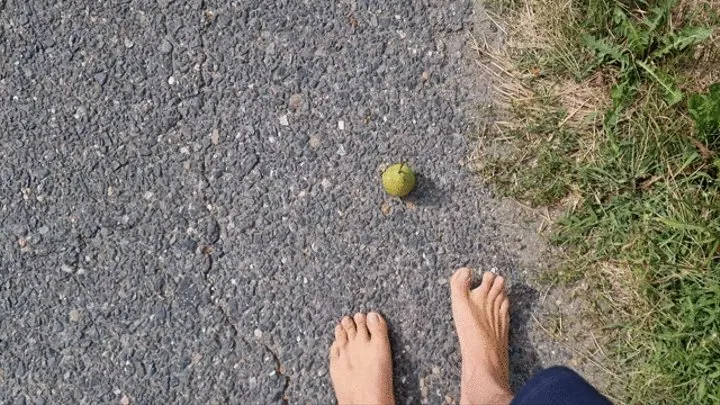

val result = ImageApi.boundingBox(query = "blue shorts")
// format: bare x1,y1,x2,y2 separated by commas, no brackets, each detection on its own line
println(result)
512,366,613,405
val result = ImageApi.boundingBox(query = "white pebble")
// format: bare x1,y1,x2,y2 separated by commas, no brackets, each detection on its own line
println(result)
309,136,321,148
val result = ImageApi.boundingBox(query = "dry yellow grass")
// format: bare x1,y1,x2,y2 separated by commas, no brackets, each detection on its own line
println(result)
472,0,611,170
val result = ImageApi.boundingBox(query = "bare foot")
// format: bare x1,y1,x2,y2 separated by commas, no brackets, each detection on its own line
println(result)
450,268,514,405
329,312,396,405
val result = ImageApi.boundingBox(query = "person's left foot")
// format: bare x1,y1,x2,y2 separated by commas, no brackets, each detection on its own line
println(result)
329,312,396,405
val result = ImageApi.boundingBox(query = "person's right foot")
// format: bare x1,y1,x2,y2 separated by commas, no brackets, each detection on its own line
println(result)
450,268,514,405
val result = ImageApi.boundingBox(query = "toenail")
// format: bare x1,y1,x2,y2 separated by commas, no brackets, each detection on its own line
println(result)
458,267,470,280
368,312,379,324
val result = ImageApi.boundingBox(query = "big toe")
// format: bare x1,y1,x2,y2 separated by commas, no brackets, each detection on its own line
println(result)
450,267,472,302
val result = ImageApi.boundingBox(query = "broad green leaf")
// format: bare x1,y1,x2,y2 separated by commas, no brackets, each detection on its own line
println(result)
688,82,720,138
709,83,720,98
689,93,705,112
582,35,630,68
637,61,683,105
652,27,713,59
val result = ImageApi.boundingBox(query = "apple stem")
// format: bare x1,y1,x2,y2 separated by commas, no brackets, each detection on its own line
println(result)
398,161,405,174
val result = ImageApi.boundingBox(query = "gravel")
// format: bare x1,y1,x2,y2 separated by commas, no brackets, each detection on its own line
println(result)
0,0,557,403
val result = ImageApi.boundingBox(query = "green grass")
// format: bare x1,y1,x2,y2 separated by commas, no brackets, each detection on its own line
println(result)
479,0,720,402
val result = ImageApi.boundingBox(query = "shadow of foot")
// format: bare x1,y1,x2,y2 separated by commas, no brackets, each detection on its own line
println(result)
386,317,422,405
508,283,543,391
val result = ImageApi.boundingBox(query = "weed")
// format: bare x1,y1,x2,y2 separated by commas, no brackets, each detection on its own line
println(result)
689,83,720,147
582,0,713,127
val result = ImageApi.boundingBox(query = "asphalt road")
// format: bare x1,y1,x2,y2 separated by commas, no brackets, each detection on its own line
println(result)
0,0,546,403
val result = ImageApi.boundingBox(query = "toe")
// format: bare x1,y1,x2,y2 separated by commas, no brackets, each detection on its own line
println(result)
473,271,496,297
494,285,507,312
500,296,510,315
488,275,506,301
353,312,370,340
499,297,510,337
367,311,389,340
341,316,357,338
450,267,472,300
335,324,348,347
329,341,340,358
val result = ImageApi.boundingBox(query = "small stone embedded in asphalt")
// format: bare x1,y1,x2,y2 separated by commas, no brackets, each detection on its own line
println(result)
158,39,173,54
94,72,108,85
288,93,305,111
211,128,220,145
73,107,87,120
381,202,392,216
278,115,289,126
69,309,82,322
309,136,321,148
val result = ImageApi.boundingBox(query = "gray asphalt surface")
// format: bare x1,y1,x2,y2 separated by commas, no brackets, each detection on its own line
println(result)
1,0,545,403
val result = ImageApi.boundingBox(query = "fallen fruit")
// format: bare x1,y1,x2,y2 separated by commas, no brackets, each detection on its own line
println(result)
382,162,416,197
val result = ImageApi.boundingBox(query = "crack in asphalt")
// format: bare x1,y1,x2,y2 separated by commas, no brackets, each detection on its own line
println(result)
263,342,290,405
201,247,290,403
